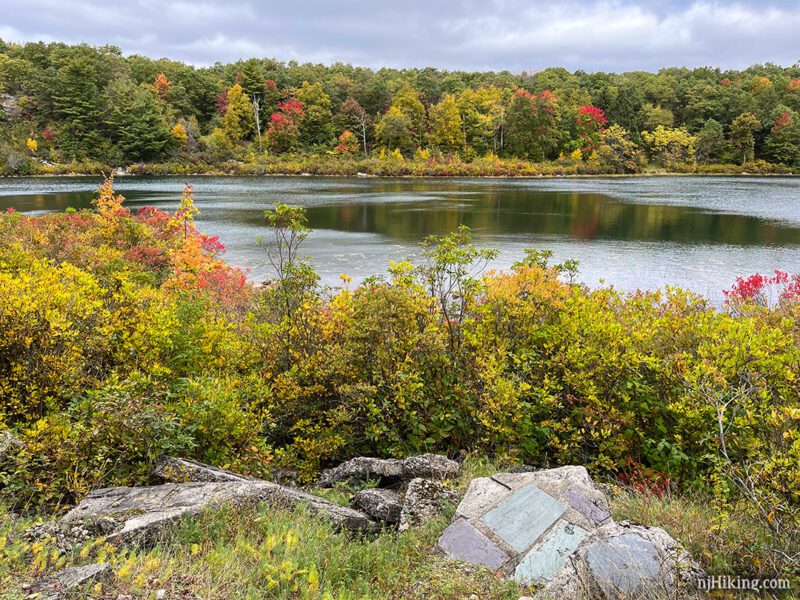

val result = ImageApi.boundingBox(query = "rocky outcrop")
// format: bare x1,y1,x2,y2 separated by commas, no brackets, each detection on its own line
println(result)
29,478,378,550
28,563,111,599
353,488,403,524
152,455,258,483
398,478,460,532
437,466,703,599
319,453,459,487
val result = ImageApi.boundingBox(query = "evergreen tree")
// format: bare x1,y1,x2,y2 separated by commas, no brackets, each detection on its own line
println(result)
51,55,103,159
105,79,171,162
695,118,725,163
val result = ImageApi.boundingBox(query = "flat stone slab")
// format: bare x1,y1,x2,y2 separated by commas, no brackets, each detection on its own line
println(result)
456,477,512,520
319,454,459,487
152,455,259,483
481,484,565,553
29,563,111,599
515,520,587,585
566,488,611,525
56,481,377,547
438,519,511,570
584,532,666,596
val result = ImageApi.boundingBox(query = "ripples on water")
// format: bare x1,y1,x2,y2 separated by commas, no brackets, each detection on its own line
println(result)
1,175,799,303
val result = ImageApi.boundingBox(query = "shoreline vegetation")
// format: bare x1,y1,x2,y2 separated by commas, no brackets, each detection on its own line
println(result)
2,157,798,178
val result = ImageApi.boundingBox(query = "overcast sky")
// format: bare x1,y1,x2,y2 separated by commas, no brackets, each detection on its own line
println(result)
1,0,799,72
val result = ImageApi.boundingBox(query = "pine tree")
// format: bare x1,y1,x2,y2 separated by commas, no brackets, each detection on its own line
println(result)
105,79,171,162
51,55,103,159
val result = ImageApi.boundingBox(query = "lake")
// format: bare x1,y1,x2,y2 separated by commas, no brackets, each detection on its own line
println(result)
1,175,799,302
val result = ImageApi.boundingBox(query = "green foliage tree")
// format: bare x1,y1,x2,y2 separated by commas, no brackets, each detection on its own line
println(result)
765,111,800,166
389,84,426,147
695,119,726,164
294,81,334,147
375,106,413,152
505,89,560,160
730,112,761,164
105,79,172,162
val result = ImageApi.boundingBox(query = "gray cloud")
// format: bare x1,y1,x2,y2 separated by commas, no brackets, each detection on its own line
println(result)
1,0,799,72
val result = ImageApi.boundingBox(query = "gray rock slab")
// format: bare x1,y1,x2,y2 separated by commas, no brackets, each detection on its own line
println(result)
318,457,404,487
29,563,111,599
514,520,587,585
455,477,512,520
584,532,667,597
566,488,611,525
58,481,377,547
481,484,565,553
353,488,403,524
438,519,511,570
152,455,258,483
402,453,460,480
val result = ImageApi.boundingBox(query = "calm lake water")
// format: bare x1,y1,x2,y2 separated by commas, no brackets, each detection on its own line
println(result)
2,175,799,301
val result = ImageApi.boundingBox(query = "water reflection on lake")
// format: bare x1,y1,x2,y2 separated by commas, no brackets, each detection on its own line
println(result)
1,175,799,302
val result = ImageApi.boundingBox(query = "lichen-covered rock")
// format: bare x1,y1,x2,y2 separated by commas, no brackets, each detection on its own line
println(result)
152,455,258,483
28,563,111,599
31,480,377,549
353,488,403,524
437,466,702,600
318,454,459,487
0,429,23,460
402,453,460,480
318,457,405,487
399,478,459,531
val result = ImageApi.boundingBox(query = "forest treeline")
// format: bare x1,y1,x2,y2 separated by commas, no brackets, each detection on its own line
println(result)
2,40,800,175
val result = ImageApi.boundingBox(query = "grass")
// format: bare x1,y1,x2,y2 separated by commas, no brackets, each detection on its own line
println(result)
2,457,798,599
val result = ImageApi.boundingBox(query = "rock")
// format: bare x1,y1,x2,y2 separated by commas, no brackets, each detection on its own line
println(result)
28,563,110,599
436,466,702,599
402,453,460,480
398,478,459,531
318,457,405,487
318,453,459,487
0,94,20,118
33,480,377,548
0,429,23,460
155,589,167,600
152,455,258,483
353,488,403,524
535,522,704,599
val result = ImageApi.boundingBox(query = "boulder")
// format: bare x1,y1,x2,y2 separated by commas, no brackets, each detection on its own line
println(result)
402,453,460,480
318,454,460,487
398,478,459,532
28,563,111,599
353,488,403,524
436,466,702,599
33,480,377,549
318,457,405,487
152,455,258,483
